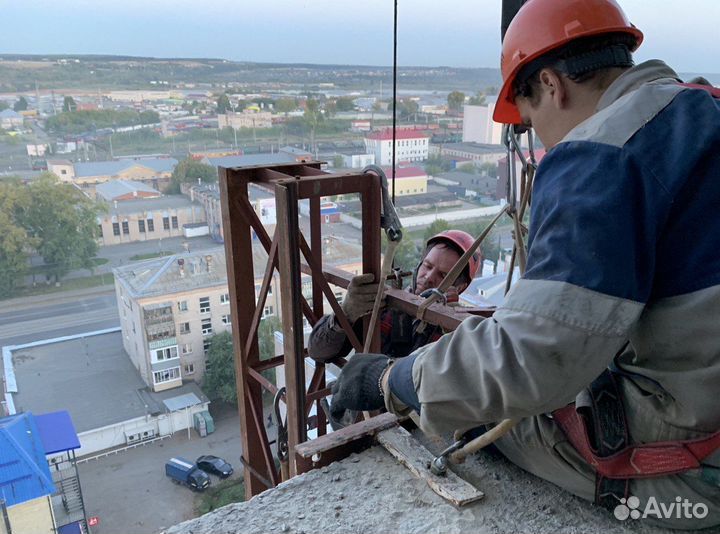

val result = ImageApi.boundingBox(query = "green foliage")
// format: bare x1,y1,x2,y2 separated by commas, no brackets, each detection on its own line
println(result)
203,316,282,404
447,91,466,111
423,219,450,244
468,91,486,106
62,96,76,112
13,96,27,111
216,93,231,114
169,157,217,193
0,101,9,111
333,96,356,112
425,155,453,177
396,98,418,118
479,161,498,178
258,315,282,360
17,173,104,283
195,477,245,515
275,97,298,114
332,155,344,169
457,163,476,174
45,109,159,134
203,331,236,403
0,179,34,298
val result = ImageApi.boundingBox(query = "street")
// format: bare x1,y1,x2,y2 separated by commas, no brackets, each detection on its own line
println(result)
78,403,251,534
0,287,118,347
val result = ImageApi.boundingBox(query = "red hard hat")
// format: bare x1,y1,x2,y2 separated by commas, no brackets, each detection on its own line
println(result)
426,230,481,281
493,0,643,125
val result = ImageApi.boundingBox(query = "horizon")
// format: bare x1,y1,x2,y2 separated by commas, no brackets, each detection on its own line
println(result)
3,1,719,74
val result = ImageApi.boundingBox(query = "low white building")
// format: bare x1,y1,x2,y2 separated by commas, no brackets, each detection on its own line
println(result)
342,153,375,169
218,110,272,129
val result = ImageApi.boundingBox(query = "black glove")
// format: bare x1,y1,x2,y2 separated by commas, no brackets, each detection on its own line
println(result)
330,353,390,419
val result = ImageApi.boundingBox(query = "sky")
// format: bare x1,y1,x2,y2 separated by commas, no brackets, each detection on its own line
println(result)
1,0,718,74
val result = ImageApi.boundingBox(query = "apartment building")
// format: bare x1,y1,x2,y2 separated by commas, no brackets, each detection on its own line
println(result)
113,239,363,392
114,249,248,391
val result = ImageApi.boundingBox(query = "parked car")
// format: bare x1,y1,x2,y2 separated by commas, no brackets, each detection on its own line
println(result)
196,455,234,478
165,457,210,491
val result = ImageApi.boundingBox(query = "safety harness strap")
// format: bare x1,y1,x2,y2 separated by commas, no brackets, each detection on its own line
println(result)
553,404,720,480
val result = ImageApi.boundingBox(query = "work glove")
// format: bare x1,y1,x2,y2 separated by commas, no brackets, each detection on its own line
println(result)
339,273,382,324
330,353,392,419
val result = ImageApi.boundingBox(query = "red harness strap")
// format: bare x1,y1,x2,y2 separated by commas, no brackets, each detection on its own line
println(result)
553,404,720,479
680,82,720,98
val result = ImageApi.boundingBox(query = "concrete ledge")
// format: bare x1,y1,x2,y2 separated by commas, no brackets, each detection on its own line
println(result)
164,444,676,534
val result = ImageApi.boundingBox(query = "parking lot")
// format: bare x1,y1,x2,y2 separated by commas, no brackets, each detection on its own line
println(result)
78,404,264,534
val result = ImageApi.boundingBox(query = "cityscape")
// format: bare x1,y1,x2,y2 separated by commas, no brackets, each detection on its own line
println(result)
1,3,719,532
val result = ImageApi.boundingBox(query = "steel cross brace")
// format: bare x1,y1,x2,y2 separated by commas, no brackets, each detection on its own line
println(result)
220,162,495,498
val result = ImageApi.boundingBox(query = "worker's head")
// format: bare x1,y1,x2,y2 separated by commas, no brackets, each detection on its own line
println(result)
413,230,481,295
493,0,643,148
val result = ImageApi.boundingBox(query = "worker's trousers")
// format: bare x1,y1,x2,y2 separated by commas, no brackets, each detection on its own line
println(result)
493,415,720,530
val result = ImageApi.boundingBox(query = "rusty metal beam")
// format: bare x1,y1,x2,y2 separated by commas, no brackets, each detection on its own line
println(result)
219,169,269,497
275,179,308,477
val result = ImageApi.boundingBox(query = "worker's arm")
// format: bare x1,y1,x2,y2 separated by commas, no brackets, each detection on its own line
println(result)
387,141,673,435
307,314,362,363
307,274,380,363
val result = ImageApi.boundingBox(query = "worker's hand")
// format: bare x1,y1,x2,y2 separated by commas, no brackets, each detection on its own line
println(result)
340,273,382,324
330,353,391,418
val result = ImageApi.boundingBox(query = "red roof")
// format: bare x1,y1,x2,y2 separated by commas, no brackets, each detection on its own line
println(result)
366,129,429,141
381,166,427,179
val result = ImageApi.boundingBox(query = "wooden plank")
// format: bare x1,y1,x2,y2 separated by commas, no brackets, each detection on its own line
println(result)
376,426,484,507
295,412,400,459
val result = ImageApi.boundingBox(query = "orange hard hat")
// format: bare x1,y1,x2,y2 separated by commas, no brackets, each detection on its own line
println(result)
493,0,644,125
426,230,482,281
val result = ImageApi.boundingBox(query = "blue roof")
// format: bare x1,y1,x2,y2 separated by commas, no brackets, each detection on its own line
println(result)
0,413,55,507
35,411,81,455
74,158,178,178
205,153,295,168
0,109,22,119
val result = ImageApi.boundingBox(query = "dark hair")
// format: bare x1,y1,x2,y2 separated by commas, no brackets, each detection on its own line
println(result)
513,32,638,102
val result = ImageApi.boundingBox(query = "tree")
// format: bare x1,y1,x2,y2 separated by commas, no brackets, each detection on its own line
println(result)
203,316,282,404
258,315,282,360
62,96,76,112
169,157,217,193
334,97,356,112
0,101,9,112
468,92,486,106
203,331,236,403
18,173,103,283
0,179,34,298
303,99,323,150
457,163,476,174
423,219,450,244
216,93,232,114
447,91,466,112
396,98,418,119
333,155,344,169
13,96,28,112
275,97,297,114
479,161,498,178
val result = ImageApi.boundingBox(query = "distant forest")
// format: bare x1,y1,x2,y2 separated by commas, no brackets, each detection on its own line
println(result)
0,54,503,94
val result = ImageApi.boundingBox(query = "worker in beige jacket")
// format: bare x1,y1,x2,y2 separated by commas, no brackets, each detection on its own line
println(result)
330,0,720,529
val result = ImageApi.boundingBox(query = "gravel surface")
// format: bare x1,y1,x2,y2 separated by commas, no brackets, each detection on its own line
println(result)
164,438,677,534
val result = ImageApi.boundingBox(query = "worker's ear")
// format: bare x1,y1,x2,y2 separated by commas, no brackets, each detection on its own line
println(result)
537,68,567,110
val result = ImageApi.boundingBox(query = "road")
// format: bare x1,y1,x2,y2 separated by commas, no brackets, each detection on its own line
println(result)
0,287,119,347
